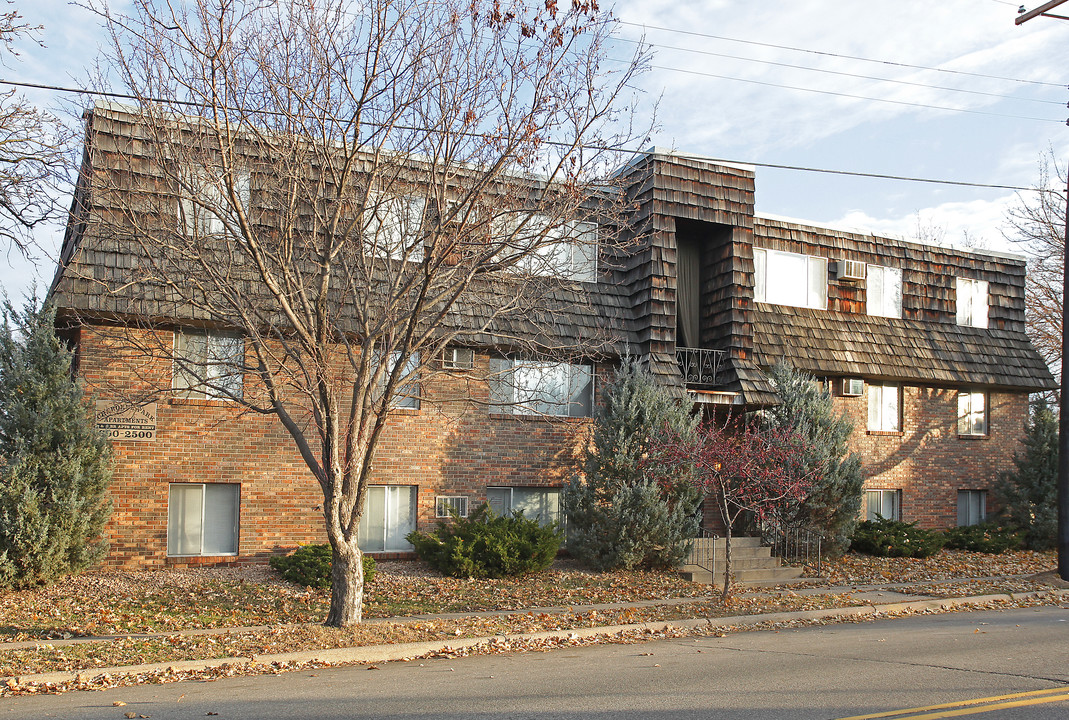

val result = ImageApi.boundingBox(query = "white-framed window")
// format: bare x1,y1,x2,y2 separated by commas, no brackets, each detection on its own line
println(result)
173,330,244,400
178,168,251,237
867,265,903,318
488,357,593,417
956,277,989,328
865,489,901,521
358,485,417,552
167,483,240,556
867,383,901,432
365,192,427,261
373,350,420,410
435,495,469,518
496,213,597,282
957,390,987,436
486,487,560,526
753,248,827,310
957,489,987,526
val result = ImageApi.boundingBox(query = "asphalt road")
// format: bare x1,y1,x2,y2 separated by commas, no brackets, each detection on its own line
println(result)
4,606,1068,720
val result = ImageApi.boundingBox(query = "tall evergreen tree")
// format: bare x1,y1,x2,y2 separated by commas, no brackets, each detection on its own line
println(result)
995,399,1057,550
763,363,863,555
0,298,112,588
564,357,702,570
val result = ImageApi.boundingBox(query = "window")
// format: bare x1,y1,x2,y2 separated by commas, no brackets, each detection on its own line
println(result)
753,248,827,310
957,490,987,526
867,383,901,432
497,213,598,282
867,265,903,318
956,277,989,328
358,485,417,552
365,192,427,261
486,487,560,526
865,489,901,521
957,391,987,436
373,351,420,410
436,495,469,518
173,330,244,400
178,168,251,237
167,483,239,556
488,358,593,417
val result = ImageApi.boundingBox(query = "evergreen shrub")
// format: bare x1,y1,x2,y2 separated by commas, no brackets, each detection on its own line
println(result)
995,399,1058,550
942,523,1022,553
850,518,945,558
0,299,113,588
564,357,701,571
406,503,562,578
763,363,864,556
270,544,376,589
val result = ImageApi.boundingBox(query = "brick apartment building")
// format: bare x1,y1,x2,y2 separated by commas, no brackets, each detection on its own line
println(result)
49,106,1055,567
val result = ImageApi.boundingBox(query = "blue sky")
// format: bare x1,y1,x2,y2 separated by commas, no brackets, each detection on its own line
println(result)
3,0,1068,298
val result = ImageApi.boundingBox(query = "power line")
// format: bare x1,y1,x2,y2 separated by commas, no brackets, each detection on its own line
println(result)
618,20,1067,88
0,78,1047,193
622,61,1065,123
612,36,1062,106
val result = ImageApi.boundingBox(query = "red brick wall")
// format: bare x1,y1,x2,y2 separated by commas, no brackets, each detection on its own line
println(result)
832,384,1028,529
77,325,596,568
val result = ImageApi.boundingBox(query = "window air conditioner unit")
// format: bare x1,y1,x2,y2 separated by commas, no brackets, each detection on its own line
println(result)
842,378,864,397
836,259,867,281
441,346,475,370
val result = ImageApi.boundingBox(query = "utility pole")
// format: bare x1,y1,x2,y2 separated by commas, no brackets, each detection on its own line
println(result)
1016,2,1069,580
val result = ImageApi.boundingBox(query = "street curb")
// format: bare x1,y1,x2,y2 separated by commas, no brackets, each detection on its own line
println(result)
8,588,1067,687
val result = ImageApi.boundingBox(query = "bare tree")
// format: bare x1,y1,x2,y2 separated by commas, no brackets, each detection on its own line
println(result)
0,8,70,257
1004,153,1065,382
70,0,648,626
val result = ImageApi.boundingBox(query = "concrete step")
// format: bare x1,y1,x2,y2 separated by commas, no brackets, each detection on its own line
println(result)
680,565,804,586
688,536,764,551
686,547,772,563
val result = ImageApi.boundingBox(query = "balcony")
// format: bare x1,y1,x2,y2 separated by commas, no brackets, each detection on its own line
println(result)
675,346,727,387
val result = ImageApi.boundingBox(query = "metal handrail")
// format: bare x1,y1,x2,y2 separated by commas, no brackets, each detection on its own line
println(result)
760,520,823,576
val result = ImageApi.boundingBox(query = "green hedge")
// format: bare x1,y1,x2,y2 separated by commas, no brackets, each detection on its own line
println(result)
407,503,562,578
942,523,1022,553
850,518,945,558
269,544,377,589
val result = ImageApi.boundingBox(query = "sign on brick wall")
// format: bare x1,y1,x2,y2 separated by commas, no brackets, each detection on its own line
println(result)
95,400,157,442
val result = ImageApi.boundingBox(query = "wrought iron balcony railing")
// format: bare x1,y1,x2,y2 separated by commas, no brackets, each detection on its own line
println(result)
675,346,727,387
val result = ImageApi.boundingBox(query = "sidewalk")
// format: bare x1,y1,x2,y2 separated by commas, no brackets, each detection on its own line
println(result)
5,578,1067,691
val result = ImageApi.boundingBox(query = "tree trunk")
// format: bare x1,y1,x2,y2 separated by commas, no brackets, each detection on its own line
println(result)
325,538,364,627
722,521,733,602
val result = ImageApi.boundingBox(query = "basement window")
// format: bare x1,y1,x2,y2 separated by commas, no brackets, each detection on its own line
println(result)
167,483,240,556
358,485,417,552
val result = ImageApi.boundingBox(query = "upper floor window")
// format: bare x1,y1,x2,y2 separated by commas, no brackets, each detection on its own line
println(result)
365,192,427,261
956,277,988,328
374,350,420,410
867,265,903,318
867,382,901,432
957,390,987,436
753,248,827,310
178,168,251,237
173,329,244,400
496,213,598,282
488,357,593,417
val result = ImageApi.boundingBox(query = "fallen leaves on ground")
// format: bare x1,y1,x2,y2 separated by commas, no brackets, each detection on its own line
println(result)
0,549,1061,695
